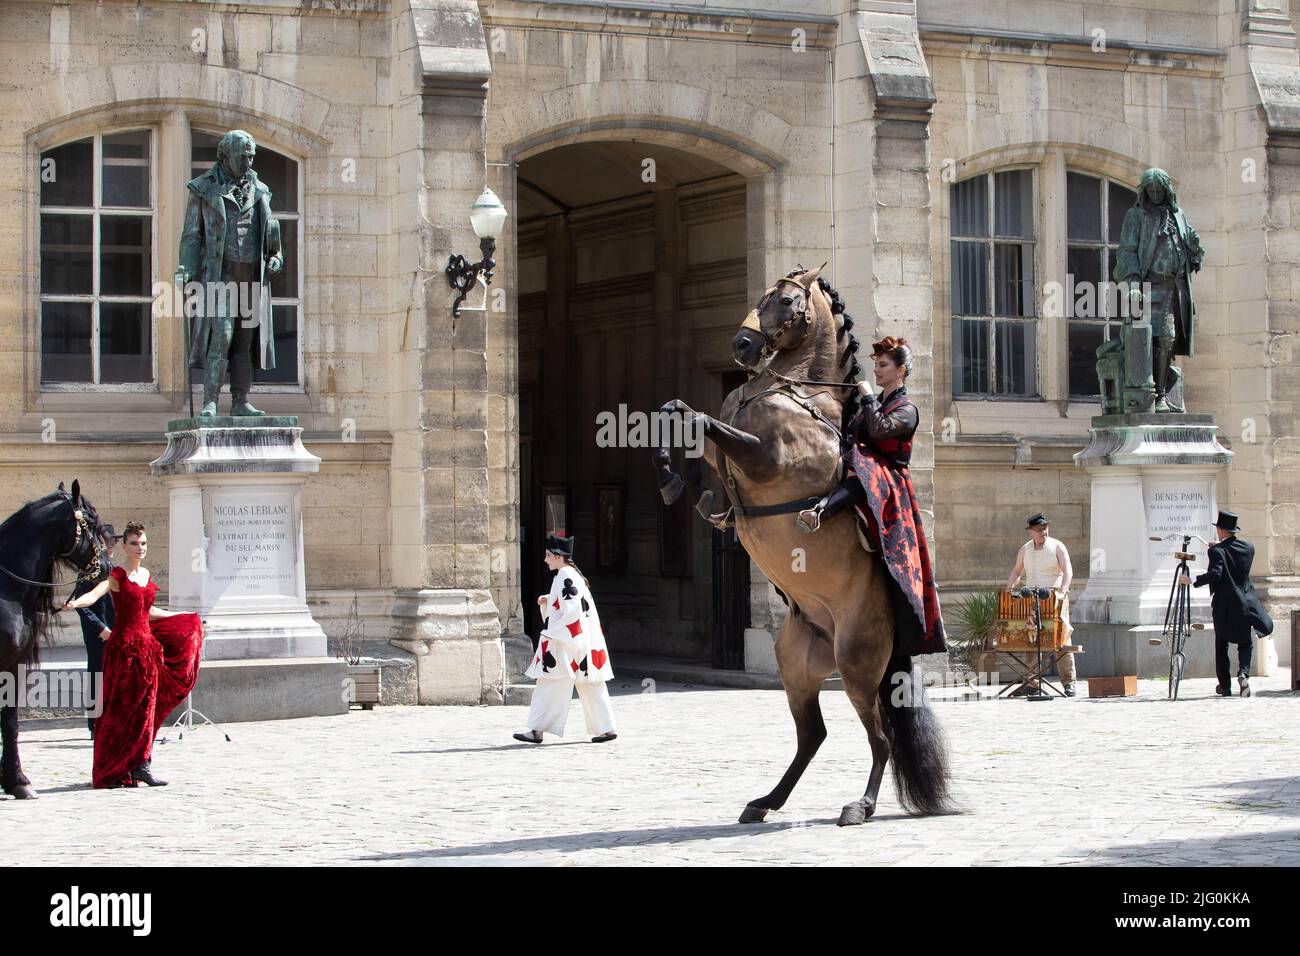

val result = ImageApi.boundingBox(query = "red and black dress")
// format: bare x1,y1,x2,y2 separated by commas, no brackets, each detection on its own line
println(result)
843,386,946,655
92,567,204,788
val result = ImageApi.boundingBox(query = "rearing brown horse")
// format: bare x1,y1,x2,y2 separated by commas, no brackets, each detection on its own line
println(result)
654,265,952,825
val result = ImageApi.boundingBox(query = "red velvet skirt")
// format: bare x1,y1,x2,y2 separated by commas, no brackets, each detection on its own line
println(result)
92,613,203,788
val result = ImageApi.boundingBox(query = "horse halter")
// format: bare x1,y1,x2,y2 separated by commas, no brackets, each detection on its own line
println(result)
63,505,111,583
740,281,812,362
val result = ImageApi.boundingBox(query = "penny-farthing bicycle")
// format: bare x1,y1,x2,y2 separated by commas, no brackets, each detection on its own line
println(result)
1149,531,1211,700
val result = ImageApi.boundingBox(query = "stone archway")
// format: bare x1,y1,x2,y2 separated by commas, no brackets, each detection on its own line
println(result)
484,107,802,676
507,138,754,669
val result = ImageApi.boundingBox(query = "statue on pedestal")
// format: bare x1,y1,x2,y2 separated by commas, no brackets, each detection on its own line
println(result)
178,130,282,417
1097,168,1205,415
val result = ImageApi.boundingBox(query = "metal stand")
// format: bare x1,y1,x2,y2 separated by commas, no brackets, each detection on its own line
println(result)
1018,586,1054,702
159,627,230,743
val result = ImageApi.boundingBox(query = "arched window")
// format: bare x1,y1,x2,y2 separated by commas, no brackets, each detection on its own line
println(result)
949,168,1037,397
1065,172,1139,398
39,130,155,386
190,130,301,386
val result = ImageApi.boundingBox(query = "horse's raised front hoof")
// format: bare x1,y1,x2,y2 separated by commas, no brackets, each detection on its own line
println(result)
837,800,874,827
739,803,770,824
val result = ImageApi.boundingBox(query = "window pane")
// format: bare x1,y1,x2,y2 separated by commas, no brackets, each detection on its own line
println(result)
950,241,987,316
40,139,93,208
1066,245,1103,319
950,176,988,238
256,148,298,214
1067,172,1102,241
40,213,93,295
274,217,298,299
191,129,220,171
952,317,989,394
100,302,152,383
1069,323,1105,397
994,320,1036,396
254,305,299,384
994,242,1034,318
1108,182,1138,244
994,169,1032,238
100,215,151,296
41,301,93,383
101,130,150,208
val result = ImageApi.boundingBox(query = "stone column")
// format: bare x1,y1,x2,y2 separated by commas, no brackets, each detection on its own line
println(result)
386,0,504,704
1235,0,1300,666
848,1,940,538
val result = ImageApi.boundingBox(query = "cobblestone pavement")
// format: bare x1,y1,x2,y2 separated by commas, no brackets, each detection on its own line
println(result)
3,672,1297,866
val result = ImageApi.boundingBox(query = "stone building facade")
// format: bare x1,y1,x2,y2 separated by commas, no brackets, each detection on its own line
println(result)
0,0,1295,706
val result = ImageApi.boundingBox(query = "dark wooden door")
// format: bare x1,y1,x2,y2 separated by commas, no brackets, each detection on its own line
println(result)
711,523,750,669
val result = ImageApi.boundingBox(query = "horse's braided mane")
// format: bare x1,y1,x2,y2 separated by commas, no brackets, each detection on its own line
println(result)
783,267,864,435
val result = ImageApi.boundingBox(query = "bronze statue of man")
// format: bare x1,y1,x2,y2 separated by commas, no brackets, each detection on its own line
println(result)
178,130,282,417
1113,168,1204,413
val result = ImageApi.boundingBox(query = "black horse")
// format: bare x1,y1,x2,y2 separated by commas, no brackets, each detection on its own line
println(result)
0,481,112,799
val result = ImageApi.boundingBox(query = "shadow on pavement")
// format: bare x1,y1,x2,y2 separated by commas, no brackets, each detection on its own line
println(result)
1082,827,1300,865
357,814,918,862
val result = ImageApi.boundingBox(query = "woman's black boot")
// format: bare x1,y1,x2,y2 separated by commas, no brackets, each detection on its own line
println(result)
131,762,168,787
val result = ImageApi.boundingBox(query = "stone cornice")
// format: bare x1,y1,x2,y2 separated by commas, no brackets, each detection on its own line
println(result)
921,27,1222,78
481,0,837,47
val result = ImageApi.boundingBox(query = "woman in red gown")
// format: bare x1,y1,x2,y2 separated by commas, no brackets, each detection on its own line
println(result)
63,521,203,788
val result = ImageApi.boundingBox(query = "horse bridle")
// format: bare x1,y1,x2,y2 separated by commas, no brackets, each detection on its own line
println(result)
741,280,861,390
740,281,814,363
0,495,110,594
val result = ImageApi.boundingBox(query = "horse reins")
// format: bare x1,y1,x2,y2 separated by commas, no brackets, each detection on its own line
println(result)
709,273,874,529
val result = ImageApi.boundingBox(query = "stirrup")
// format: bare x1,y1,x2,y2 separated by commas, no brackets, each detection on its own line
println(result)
795,507,823,534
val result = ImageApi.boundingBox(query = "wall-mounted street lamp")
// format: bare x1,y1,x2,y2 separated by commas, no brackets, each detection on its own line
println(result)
446,186,508,319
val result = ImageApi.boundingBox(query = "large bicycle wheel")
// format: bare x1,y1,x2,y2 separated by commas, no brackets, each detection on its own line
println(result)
1170,649,1185,700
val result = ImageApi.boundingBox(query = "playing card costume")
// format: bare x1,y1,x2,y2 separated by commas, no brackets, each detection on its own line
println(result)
521,537,616,740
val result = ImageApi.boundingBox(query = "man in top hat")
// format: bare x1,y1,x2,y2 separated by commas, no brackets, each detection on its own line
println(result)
1006,513,1076,695
1180,510,1267,697
70,524,119,737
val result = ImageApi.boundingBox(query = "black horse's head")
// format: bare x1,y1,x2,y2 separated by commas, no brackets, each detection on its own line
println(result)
731,264,825,369
52,480,113,579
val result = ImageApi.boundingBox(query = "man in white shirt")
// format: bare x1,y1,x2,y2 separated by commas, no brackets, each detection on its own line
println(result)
1005,513,1076,696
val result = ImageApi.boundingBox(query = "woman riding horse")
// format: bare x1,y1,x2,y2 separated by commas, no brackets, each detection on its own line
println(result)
795,335,945,655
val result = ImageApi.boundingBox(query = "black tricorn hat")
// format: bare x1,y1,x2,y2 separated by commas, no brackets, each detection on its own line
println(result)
1026,512,1049,530
545,533,574,557
101,523,119,542
1213,510,1241,532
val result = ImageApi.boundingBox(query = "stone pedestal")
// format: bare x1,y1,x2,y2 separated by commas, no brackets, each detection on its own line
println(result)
1072,414,1267,679
149,417,346,720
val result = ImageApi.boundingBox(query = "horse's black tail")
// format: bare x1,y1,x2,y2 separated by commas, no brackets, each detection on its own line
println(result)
878,652,954,815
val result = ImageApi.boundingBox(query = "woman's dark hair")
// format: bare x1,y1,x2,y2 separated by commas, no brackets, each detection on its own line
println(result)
871,335,913,379
122,520,146,543
560,556,590,591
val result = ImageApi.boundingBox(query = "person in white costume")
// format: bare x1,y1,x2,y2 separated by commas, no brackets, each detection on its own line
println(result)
1005,512,1077,696
513,534,618,744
